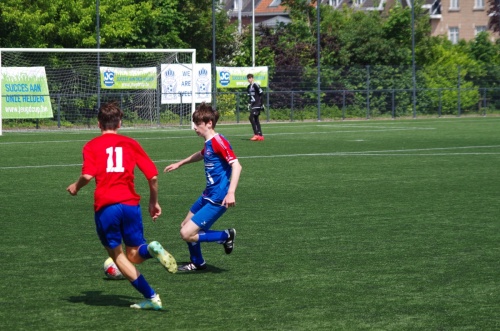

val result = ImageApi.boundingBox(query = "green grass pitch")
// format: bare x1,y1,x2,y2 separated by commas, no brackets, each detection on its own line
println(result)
1,118,499,330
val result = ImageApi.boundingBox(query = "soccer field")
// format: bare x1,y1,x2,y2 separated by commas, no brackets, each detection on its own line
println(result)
1,118,499,330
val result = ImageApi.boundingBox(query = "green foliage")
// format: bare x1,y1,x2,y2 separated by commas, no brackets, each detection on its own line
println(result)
215,92,237,120
0,0,239,64
419,41,483,114
0,0,95,48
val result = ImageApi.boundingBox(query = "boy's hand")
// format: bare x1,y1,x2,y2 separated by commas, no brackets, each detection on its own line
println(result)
66,183,78,196
164,163,179,173
222,192,236,208
149,202,161,221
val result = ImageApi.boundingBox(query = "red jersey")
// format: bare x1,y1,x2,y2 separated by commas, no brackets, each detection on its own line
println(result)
81,133,158,211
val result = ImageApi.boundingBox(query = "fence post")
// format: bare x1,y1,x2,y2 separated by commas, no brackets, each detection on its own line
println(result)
57,94,61,128
291,91,294,122
392,89,395,119
438,89,442,118
482,88,487,116
366,65,370,119
266,88,270,122
342,90,346,120
236,92,240,123
457,65,461,117
180,93,183,125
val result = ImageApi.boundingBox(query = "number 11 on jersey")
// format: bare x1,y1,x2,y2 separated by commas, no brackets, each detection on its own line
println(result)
106,147,125,173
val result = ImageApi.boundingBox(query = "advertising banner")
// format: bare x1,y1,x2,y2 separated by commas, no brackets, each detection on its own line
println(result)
161,63,211,104
1,67,54,119
100,67,157,89
216,66,268,88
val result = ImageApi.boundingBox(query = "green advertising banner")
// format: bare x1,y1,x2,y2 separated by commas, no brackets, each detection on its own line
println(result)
216,66,268,88
100,67,157,89
1,67,54,119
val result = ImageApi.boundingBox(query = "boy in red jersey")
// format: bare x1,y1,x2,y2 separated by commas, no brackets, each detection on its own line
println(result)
67,101,176,310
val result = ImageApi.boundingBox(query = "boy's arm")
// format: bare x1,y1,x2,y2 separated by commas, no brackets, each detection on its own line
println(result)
67,174,93,196
222,160,242,208
147,175,161,221
164,151,203,173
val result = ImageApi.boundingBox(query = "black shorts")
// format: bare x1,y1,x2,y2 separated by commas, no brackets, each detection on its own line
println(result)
251,107,263,116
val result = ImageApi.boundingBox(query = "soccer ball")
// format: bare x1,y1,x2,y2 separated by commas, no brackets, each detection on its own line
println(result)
103,257,125,280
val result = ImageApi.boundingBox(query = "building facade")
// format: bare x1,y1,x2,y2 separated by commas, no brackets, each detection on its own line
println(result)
428,0,493,43
223,0,495,43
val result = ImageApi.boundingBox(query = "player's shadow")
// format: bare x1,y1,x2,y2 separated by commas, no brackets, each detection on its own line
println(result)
66,290,166,312
175,262,227,275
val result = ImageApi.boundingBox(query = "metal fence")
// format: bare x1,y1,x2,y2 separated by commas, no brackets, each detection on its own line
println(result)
4,65,500,130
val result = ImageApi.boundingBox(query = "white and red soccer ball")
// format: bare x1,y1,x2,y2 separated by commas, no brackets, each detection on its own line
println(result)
103,257,125,280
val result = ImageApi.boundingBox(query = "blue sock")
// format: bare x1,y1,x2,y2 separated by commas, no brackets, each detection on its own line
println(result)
187,242,205,266
198,230,229,243
131,274,155,299
138,244,152,260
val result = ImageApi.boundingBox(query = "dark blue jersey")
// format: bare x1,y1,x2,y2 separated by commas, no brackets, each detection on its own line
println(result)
200,134,238,204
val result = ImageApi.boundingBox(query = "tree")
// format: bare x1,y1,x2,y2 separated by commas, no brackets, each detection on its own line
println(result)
0,0,95,48
487,0,500,33
419,39,483,114
0,0,239,64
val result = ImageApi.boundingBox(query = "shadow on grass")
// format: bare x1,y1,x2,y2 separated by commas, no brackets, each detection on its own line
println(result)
65,291,166,312
175,262,227,275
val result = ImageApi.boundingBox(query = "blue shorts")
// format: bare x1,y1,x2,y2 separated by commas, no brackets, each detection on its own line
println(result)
94,203,147,249
190,197,227,230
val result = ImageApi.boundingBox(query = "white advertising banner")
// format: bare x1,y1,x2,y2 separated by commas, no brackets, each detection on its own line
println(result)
161,63,212,104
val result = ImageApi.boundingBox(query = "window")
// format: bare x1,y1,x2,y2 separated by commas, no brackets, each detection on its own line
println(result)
449,27,459,44
328,0,341,6
474,0,485,9
475,26,487,35
270,0,282,6
450,0,459,9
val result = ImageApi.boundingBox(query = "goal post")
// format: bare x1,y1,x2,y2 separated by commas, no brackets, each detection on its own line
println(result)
0,48,198,134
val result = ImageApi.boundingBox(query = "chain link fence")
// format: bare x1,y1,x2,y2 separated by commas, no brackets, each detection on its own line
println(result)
4,65,500,130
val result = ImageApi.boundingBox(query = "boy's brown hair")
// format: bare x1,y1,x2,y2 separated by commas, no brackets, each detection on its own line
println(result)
98,101,123,130
192,102,219,128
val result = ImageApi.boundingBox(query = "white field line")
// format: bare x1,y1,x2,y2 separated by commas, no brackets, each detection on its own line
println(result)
0,135,195,145
0,128,433,145
1,145,499,170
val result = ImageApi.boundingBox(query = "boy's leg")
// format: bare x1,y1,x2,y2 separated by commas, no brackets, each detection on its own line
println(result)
254,111,262,136
118,204,177,273
106,247,162,310
191,202,236,254
179,218,206,270
198,229,229,243
199,229,236,254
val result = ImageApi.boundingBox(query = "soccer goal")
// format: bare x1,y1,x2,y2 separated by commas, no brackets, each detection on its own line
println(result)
0,48,198,135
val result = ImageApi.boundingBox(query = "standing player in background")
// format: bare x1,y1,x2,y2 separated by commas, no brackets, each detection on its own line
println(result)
247,73,265,141
67,101,177,311
164,103,242,271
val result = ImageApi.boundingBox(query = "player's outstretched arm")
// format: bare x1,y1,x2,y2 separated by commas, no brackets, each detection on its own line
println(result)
67,174,93,196
222,160,242,208
164,151,203,173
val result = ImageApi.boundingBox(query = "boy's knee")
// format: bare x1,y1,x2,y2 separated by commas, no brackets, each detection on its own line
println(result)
126,250,140,264
180,229,193,242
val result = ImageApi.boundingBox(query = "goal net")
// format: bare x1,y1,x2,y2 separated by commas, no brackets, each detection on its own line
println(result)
0,48,197,135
